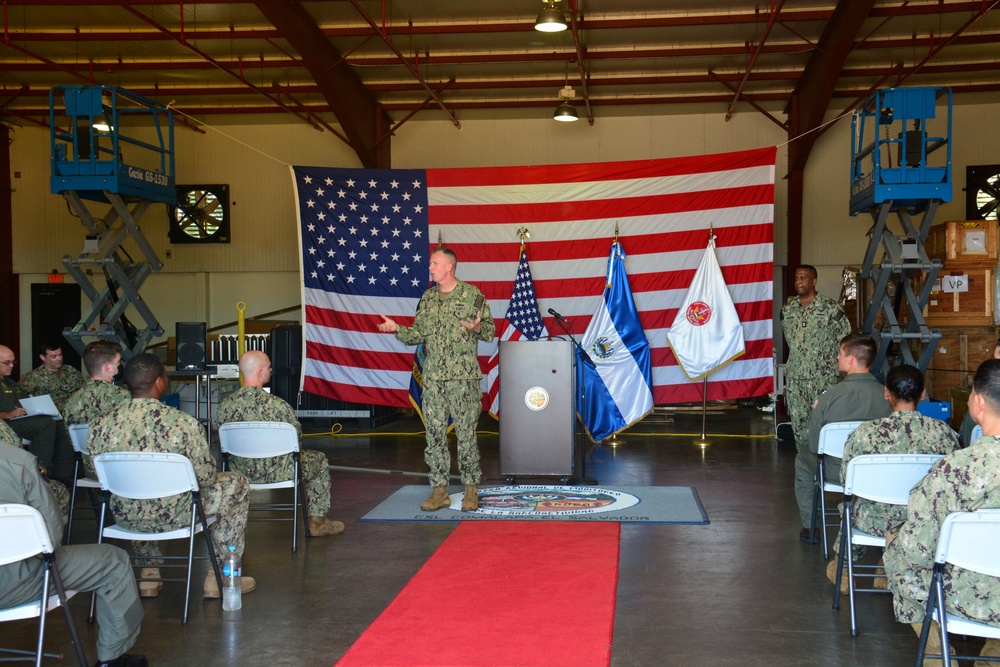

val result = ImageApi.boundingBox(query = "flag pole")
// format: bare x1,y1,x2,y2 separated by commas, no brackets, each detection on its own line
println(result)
693,225,715,447
605,220,627,448
693,376,713,447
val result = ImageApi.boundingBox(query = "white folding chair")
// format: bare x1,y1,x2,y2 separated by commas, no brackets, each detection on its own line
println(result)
915,509,1000,666
772,353,791,438
0,504,88,667
832,454,943,637
218,421,307,552
64,424,101,545
809,420,863,559
92,452,223,624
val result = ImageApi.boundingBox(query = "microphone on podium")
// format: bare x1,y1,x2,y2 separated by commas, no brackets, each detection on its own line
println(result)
547,308,569,323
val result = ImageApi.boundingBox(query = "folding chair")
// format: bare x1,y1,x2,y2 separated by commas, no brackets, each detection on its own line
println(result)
809,420,863,559
92,452,223,624
772,351,791,438
64,424,101,545
218,421,307,552
832,454,943,636
0,503,88,667
915,509,1000,666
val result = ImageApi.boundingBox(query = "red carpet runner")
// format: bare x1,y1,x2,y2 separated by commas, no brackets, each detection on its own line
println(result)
335,521,621,667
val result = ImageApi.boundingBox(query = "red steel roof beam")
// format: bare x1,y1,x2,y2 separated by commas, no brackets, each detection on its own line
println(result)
568,0,593,125
896,0,1000,85
346,0,460,129
726,0,785,121
112,0,325,132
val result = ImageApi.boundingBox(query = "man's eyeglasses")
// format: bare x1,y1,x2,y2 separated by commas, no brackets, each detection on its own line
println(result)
0,360,16,366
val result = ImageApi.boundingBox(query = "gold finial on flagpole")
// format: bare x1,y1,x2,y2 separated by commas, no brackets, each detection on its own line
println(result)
516,227,530,250
614,221,619,243
437,230,444,247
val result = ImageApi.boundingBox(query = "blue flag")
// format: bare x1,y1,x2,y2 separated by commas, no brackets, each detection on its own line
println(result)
577,241,654,442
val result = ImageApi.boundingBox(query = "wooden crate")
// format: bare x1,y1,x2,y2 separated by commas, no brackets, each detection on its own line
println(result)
923,267,994,326
925,220,999,267
923,326,998,400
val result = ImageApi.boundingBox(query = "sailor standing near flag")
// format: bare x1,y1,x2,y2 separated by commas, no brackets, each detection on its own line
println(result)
378,247,495,512
780,265,851,453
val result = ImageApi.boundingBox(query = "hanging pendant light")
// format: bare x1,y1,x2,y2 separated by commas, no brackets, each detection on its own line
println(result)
534,0,568,33
553,84,578,122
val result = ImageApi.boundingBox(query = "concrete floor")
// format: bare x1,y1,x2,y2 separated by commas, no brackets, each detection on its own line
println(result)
3,407,979,666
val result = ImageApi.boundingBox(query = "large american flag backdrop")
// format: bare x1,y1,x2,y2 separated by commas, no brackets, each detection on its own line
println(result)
292,145,775,407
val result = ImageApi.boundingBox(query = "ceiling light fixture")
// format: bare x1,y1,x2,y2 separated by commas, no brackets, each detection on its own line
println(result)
553,85,578,122
534,0,568,33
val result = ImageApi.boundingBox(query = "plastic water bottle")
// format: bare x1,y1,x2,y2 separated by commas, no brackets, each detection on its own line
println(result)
222,545,242,611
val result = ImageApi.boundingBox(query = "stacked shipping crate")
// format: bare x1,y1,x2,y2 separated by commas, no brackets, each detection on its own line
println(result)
922,220,999,428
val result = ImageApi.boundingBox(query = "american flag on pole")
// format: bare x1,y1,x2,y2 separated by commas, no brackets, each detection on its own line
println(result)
485,246,549,417
292,146,775,407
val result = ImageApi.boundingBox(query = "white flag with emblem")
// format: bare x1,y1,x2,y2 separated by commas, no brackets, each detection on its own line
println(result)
666,236,746,380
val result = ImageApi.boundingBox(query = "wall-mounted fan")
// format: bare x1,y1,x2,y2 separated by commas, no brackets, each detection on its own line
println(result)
966,165,1000,221
169,184,231,244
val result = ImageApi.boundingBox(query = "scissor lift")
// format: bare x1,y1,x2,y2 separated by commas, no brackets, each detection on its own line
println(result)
850,87,952,377
49,86,175,360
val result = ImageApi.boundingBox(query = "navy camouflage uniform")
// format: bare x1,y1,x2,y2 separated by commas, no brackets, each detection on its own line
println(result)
0,442,143,663
0,419,69,520
0,376,74,480
781,293,851,451
216,385,332,517
834,410,959,556
883,436,1000,624
88,398,250,565
64,379,131,478
395,279,495,488
19,364,85,414
793,372,890,529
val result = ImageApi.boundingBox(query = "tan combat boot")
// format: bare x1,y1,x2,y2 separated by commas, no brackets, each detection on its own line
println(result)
203,571,257,599
308,516,345,536
976,638,1000,667
825,559,849,595
420,487,451,512
461,485,479,512
138,568,162,598
911,621,958,667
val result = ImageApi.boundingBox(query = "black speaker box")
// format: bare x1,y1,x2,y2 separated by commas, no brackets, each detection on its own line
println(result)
176,322,207,371
269,326,302,406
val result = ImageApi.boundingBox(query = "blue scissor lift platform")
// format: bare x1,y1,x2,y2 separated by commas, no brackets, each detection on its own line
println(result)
49,86,175,360
850,86,952,378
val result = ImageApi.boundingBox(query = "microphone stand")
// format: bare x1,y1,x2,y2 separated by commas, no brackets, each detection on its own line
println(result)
550,315,598,486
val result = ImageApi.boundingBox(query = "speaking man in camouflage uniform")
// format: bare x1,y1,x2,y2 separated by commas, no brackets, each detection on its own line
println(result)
0,439,148,667
793,333,890,543
780,265,851,452
0,344,75,485
378,247,495,513
88,353,254,600
64,341,130,479
18,340,85,413
883,358,1000,666
216,349,344,537
825,364,959,589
